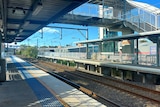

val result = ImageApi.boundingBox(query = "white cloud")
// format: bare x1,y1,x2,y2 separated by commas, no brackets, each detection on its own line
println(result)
38,27,60,33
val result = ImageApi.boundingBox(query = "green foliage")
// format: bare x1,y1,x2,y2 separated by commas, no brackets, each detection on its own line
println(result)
62,60,67,65
69,61,76,67
57,60,61,64
18,45,38,58
112,68,121,77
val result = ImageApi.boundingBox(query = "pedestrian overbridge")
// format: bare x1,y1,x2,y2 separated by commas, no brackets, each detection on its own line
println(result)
53,13,121,27
54,0,160,33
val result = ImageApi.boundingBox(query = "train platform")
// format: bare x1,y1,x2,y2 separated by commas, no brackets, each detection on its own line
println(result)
0,56,105,107
39,55,160,75
38,55,160,84
74,58,160,75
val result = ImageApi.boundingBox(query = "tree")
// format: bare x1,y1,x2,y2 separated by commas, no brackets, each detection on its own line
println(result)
17,45,38,58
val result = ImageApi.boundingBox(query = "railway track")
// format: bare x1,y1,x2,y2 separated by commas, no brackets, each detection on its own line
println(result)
65,70,160,104
28,59,120,107
24,58,160,106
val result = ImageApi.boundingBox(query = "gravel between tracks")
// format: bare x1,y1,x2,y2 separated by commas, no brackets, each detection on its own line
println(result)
21,57,160,107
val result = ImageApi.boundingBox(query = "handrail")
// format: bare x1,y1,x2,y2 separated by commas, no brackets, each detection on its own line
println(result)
68,2,160,32
38,52,157,66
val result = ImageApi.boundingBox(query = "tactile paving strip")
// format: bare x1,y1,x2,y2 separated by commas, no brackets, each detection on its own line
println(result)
11,56,63,107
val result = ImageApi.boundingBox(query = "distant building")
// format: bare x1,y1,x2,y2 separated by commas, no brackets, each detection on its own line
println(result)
99,6,119,53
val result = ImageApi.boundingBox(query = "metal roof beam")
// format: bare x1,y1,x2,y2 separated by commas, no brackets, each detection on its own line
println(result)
7,29,34,33
0,0,7,40
28,0,89,42
76,30,160,44
13,0,42,42
7,19,47,25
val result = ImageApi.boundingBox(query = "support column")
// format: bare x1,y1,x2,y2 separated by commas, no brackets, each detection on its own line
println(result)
98,42,102,53
113,41,115,54
121,70,125,80
142,74,146,83
136,38,139,64
0,33,6,82
76,63,78,69
54,59,57,63
0,33,1,59
0,59,6,82
98,66,102,74
123,0,126,20
67,62,70,66
156,37,160,66
87,65,90,71
86,29,89,59
60,60,63,65
111,68,114,77
95,65,98,73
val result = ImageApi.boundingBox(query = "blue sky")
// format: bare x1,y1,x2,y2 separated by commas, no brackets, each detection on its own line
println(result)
17,0,160,47
20,24,98,47
135,0,160,7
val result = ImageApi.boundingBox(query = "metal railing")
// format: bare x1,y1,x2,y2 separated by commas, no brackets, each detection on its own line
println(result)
38,52,157,66
69,3,115,19
123,8,160,32
96,53,157,66
68,3,160,32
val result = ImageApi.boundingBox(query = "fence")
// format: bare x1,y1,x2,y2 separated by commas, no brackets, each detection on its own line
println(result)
38,52,157,66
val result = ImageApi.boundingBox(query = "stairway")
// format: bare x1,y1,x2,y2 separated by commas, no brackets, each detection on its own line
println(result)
126,0,160,33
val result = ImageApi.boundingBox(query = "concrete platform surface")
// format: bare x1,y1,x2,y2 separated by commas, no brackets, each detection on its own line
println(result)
0,81,41,107
0,56,63,107
0,56,106,107
13,56,106,107
0,57,42,107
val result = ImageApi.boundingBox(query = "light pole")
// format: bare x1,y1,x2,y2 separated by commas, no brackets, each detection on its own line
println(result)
27,39,30,46
46,26,88,58
37,38,38,48
76,28,88,58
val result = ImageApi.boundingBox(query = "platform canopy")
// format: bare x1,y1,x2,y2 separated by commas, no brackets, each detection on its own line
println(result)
76,30,160,44
0,0,88,43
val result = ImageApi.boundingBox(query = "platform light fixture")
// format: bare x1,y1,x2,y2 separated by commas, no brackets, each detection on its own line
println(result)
7,31,16,35
23,21,30,27
19,28,23,33
12,8,26,15
0,27,3,32
32,3,43,16
17,34,20,36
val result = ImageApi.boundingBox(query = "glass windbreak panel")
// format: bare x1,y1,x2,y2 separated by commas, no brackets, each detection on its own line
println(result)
93,45,99,52
143,11,150,23
102,41,114,52
131,8,138,16
150,14,155,25
104,31,118,38
71,3,99,17
158,15,160,29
